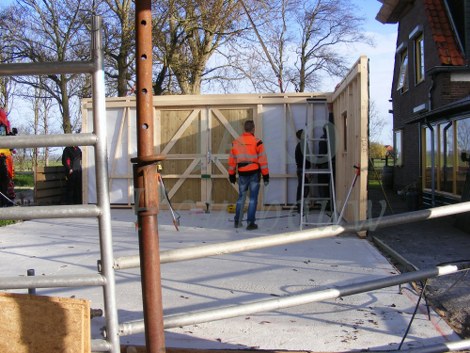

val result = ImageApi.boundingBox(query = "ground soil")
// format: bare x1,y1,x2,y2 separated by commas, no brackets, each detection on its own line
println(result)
368,183,470,338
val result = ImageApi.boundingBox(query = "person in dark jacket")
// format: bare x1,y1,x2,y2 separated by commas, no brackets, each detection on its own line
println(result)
62,146,82,204
295,129,311,213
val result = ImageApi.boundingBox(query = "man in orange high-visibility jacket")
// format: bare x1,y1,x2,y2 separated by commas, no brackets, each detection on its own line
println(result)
0,109,16,206
228,120,269,230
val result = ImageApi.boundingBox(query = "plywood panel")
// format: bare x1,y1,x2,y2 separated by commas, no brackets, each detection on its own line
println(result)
82,87,367,215
0,292,90,353
331,56,369,223
34,166,66,205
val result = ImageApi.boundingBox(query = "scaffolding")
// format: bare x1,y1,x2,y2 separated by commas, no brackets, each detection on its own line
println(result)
0,17,120,353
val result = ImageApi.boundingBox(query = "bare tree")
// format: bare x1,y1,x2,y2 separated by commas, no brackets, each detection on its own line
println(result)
99,0,135,96
0,18,15,111
152,0,246,94
31,83,53,167
369,100,387,143
222,0,372,93
0,0,92,133
457,119,470,153
294,0,372,92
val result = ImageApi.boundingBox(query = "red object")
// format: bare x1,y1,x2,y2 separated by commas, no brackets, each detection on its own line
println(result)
0,108,11,134
0,108,14,179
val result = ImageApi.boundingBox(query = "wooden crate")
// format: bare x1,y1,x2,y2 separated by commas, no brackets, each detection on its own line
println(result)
34,166,66,205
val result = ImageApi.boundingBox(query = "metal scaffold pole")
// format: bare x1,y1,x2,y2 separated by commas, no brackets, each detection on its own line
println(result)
133,1,166,353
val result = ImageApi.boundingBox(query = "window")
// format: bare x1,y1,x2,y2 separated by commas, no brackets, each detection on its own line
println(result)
439,122,454,193
397,50,409,92
421,118,470,196
423,126,436,189
394,129,403,166
342,111,347,152
415,34,425,84
456,118,470,195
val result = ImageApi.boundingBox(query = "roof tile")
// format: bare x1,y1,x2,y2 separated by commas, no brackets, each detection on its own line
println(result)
424,0,465,66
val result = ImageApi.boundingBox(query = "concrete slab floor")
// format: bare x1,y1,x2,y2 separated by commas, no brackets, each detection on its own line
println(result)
0,208,460,351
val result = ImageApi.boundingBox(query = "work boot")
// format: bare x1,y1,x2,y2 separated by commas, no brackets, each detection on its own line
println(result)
246,223,258,230
296,203,301,213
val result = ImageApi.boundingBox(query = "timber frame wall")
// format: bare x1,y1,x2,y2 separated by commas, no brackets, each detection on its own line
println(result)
82,56,369,223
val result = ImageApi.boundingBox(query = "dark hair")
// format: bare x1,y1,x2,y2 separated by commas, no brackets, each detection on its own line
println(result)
244,120,255,132
296,129,303,139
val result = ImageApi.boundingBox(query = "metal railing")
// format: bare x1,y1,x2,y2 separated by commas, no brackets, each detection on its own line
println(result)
113,201,470,353
0,17,120,353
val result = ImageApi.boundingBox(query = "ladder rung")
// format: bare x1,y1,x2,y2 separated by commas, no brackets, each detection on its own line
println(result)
305,154,328,157
304,170,332,174
302,222,335,226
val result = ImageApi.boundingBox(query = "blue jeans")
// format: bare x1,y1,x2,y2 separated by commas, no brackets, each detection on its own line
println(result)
235,173,260,225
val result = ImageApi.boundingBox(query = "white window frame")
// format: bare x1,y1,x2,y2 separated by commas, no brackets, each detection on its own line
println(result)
414,33,425,84
396,49,409,92
394,129,403,166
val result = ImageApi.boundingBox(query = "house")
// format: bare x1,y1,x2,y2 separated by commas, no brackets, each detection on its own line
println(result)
376,0,470,206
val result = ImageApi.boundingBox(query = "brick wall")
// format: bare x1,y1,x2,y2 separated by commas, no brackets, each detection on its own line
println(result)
390,0,470,191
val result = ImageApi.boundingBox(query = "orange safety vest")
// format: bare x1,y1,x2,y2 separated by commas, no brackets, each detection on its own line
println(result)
0,148,14,179
228,132,269,176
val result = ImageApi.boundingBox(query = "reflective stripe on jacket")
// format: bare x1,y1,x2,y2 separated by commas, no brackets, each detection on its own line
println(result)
228,132,269,176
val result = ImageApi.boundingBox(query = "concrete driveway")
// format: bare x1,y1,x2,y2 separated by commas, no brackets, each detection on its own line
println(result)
0,208,460,351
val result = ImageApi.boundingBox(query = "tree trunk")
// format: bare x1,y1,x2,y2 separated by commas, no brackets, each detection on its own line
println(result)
61,76,72,134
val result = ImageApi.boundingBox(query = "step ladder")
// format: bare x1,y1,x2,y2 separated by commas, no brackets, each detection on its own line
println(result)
300,101,337,229
0,17,120,353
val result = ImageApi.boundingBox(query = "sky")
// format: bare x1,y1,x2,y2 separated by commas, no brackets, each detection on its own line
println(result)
1,0,398,144
347,1,398,144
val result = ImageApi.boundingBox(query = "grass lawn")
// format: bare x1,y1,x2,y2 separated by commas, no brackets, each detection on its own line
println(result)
13,172,34,187
0,172,34,227
0,220,17,227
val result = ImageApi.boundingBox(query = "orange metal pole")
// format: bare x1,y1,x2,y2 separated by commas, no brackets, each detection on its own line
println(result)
134,1,166,352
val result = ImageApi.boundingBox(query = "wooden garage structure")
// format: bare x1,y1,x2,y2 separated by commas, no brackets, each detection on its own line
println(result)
82,56,369,223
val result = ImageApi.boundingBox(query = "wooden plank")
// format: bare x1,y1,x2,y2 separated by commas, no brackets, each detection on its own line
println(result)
36,166,64,173
35,166,65,182
0,292,90,353
35,188,63,198
36,196,62,206
82,93,330,109
35,166,66,204
331,56,369,223
35,180,65,190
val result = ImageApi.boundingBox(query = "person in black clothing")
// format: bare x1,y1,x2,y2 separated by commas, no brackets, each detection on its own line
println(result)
295,129,311,213
62,146,82,204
